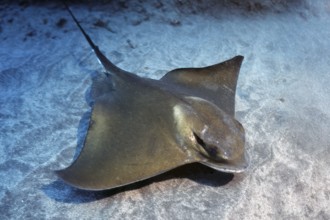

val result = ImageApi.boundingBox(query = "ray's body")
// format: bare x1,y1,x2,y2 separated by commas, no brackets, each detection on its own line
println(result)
56,3,248,190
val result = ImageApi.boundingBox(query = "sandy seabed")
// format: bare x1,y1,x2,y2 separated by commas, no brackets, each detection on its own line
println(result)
0,0,329,219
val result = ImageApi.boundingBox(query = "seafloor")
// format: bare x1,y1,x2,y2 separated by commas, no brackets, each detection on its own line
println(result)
0,0,329,219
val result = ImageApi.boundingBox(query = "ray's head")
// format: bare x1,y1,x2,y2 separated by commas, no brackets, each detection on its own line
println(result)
174,96,248,172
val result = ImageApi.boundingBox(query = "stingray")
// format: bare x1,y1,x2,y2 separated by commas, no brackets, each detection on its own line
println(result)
56,4,248,191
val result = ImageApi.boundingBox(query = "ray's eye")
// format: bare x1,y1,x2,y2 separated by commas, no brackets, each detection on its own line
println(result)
193,132,206,148
193,132,219,158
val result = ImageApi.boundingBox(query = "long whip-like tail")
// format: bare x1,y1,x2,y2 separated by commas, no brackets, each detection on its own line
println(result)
62,1,125,75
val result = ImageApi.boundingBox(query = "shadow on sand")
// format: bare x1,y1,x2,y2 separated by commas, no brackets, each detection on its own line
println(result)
43,163,234,204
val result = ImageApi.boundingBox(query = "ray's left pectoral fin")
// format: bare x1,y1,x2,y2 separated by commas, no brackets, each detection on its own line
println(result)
161,56,244,115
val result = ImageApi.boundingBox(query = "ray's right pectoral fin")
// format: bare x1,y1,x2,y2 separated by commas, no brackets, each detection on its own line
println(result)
56,85,190,191
90,73,115,100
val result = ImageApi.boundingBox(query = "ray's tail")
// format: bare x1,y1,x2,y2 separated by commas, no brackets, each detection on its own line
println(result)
63,1,125,76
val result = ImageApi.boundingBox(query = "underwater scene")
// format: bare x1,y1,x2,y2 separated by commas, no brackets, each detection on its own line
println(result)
0,0,329,219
